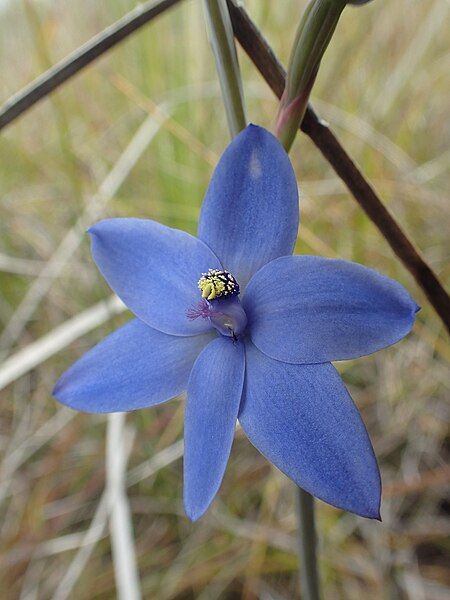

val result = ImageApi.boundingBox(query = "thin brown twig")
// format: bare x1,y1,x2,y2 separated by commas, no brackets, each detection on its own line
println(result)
0,0,183,131
227,0,450,333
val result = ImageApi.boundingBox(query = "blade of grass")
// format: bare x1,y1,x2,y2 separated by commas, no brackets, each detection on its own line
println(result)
0,295,125,392
202,0,246,136
106,413,142,600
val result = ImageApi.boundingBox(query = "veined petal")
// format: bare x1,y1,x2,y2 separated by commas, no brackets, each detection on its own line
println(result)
89,218,222,336
239,342,381,519
244,255,419,364
184,337,245,521
198,124,299,288
54,319,212,413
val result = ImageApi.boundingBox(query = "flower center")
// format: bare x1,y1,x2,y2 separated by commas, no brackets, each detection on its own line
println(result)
198,269,240,300
187,269,247,339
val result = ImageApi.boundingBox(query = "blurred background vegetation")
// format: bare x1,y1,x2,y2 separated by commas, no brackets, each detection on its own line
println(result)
0,0,449,598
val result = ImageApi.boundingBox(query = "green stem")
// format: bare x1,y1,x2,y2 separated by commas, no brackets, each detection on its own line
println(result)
297,488,321,600
202,0,247,137
276,0,347,152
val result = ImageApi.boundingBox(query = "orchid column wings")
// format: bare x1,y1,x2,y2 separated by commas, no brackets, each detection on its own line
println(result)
54,125,418,521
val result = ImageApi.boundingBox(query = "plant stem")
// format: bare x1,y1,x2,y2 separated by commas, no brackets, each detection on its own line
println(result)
202,0,246,137
275,0,346,152
297,488,321,600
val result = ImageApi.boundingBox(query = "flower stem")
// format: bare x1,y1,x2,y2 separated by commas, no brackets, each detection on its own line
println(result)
202,0,247,137
275,0,347,153
296,488,321,600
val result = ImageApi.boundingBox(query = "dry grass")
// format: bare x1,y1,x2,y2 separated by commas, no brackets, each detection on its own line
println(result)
0,0,449,598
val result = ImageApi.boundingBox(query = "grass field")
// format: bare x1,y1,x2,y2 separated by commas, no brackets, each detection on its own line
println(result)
0,0,449,598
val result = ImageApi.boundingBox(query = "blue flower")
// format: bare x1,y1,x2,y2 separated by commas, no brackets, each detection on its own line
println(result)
54,125,418,521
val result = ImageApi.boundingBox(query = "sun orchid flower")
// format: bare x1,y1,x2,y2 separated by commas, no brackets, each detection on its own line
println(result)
54,125,418,521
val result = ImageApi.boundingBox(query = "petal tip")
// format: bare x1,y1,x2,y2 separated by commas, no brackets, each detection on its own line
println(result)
52,367,109,414
357,490,382,521
238,123,283,150
88,218,126,240
87,220,110,239
243,123,281,146
184,501,207,522
364,502,382,521
87,225,104,245
53,369,71,403
52,374,78,412
52,378,63,400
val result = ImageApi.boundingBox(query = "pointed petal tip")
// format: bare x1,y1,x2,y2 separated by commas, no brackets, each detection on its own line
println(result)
361,504,382,521
333,496,381,521
52,386,63,405
87,219,111,239
52,377,83,413
321,493,381,521
353,490,382,521
308,484,382,521
51,373,97,414
52,371,70,404
235,123,287,155
184,500,207,523
242,123,283,146
88,218,129,240
403,297,420,334
87,225,104,244
245,122,262,133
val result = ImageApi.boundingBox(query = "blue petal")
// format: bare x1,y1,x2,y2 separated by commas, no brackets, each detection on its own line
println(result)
198,125,299,288
239,342,381,519
89,219,222,336
244,256,419,364
184,337,245,521
54,319,213,413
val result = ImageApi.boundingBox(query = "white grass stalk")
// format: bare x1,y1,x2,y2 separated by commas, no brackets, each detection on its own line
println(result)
0,409,74,506
0,253,55,276
106,413,142,600
0,295,125,392
52,493,109,600
48,437,182,599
